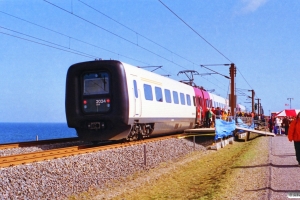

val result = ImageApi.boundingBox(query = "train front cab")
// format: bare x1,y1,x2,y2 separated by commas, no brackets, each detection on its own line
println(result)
65,60,131,142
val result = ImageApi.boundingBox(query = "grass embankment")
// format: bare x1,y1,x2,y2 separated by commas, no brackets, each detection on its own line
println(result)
72,134,270,200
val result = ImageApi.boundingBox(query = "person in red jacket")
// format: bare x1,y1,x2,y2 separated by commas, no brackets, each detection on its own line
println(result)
288,112,300,165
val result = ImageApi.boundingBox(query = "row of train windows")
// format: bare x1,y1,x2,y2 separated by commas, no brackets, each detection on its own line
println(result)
133,81,226,108
133,81,191,106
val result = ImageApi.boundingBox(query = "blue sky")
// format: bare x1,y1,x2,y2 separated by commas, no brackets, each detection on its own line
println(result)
0,0,299,122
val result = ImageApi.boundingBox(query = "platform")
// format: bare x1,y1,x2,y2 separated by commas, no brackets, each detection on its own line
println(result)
184,128,215,133
183,126,275,138
236,126,275,136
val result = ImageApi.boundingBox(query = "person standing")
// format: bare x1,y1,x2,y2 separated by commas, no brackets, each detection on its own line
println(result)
215,107,221,119
288,112,300,165
282,116,290,135
268,116,273,133
222,109,228,121
205,108,212,128
275,117,282,134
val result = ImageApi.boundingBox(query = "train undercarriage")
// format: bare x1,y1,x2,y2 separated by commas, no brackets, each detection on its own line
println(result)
127,123,154,141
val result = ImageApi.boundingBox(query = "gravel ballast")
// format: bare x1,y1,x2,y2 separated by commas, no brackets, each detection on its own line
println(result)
0,138,206,199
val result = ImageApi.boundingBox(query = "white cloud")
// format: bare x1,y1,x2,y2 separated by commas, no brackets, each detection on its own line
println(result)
241,0,269,13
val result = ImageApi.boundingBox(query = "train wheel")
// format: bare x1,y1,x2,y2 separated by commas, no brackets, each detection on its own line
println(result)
138,133,143,140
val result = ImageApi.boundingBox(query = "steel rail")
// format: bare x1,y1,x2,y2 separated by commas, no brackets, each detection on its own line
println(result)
0,137,79,150
0,134,186,168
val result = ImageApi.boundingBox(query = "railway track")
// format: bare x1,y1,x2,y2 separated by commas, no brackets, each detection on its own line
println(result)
0,133,190,168
0,137,79,150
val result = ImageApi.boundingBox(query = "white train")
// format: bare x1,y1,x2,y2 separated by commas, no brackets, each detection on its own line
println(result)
65,60,245,142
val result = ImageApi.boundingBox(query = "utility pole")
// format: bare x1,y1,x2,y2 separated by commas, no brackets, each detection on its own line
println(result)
255,98,261,115
229,63,236,117
248,89,255,113
287,98,293,109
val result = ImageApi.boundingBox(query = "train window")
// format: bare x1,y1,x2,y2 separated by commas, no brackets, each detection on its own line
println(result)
83,72,109,95
143,84,153,100
180,93,185,105
186,94,191,106
193,96,196,106
173,91,179,104
155,87,163,102
133,80,138,98
164,89,172,103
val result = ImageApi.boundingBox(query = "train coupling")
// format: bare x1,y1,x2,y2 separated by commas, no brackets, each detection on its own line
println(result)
87,122,106,130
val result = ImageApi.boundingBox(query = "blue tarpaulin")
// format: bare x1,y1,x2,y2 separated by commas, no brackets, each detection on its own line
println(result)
215,119,236,140
236,118,254,132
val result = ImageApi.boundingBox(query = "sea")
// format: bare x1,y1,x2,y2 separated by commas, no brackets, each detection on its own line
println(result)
0,123,77,144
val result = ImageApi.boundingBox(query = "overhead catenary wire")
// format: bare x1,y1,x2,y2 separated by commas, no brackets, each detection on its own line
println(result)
79,0,231,91
158,0,257,100
43,0,189,71
2,2,228,92
0,25,99,59
0,10,150,66
77,0,197,66
1,2,233,97
0,31,95,59
0,8,182,80
158,0,232,63
77,0,228,91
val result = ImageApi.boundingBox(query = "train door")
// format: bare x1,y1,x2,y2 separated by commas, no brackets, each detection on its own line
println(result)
132,79,141,117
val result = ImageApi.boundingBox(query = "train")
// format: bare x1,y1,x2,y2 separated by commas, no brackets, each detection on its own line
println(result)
65,60,245,142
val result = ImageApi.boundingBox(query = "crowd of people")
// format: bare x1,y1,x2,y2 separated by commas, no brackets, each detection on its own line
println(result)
204,107,300,165
204,107,228,128
268,116,293,135
204,107,295,137
204,107,256,128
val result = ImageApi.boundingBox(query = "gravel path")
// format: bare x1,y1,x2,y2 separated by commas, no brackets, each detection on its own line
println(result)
269,135,300,200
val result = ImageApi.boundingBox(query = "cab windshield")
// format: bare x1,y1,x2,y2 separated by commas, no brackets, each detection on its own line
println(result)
83,72,109,95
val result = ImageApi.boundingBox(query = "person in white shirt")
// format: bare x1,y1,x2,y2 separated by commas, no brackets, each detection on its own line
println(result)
275,117,282,134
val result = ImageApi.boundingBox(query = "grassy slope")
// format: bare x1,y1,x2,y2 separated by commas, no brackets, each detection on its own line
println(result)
111,135,269,200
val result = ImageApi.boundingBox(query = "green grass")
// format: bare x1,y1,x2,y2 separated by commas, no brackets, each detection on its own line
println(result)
112,134,268,200
71,134,269,200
